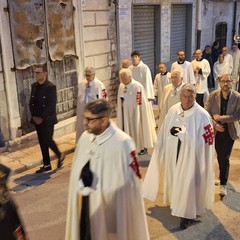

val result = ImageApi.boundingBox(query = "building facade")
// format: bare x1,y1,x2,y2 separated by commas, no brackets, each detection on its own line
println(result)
0,0,118,149
118,0,240,76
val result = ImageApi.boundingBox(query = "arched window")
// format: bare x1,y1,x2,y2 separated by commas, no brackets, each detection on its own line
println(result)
215,22,227,48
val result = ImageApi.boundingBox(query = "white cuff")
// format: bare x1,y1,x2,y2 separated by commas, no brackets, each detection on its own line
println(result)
78,179,95,196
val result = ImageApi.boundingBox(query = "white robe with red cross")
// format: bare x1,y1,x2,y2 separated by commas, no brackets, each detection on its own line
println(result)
76,77,107,142
65,122,149,240
117,79,157,152
143,102,215,219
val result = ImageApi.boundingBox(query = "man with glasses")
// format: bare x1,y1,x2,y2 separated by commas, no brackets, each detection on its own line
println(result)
143,84,214,229
66,99,150,240
76,66,107,142
205,74,240,196
29,64,64,173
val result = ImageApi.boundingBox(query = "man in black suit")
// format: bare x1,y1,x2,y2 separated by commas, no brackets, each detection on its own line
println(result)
29,64,64,173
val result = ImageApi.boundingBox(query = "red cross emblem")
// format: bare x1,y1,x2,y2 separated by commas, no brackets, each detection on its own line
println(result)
202,124,214,145
102,89,107,98
136,92,142,105
129,151,142,179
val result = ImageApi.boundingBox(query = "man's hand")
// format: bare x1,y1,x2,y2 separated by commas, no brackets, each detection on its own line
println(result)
32,116,43,125
213,114,223,122
215,123,225,132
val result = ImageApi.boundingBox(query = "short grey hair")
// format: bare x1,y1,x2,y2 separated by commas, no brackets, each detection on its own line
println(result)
119,68,132,78
181,83,196,96
85,66,95,75
171,69,183,79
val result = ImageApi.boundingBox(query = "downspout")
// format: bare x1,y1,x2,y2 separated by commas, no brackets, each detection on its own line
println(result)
196,0,202,49
232,1,237,44
113,0,120,70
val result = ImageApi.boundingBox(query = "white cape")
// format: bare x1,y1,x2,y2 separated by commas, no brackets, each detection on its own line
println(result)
117,79,157,151
143,102,215,219
65,123,149,240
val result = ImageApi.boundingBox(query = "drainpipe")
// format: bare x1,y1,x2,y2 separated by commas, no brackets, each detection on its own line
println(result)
196,0,202,49
113,0,120,69
232,1,237,44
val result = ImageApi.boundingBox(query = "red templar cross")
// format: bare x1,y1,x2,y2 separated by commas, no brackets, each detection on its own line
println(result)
202,124,214,145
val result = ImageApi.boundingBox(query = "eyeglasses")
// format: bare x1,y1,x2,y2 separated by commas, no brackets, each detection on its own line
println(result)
83,116,105,123
219,80,232,84
85,74,92,77
34,71,43,75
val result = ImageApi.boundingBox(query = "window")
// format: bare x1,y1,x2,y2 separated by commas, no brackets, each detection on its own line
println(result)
215,22,227,48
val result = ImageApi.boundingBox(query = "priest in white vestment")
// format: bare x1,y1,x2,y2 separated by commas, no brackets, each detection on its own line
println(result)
230,43,240,90
117,68,157,154
171,50,196,85
191,49,211,107
213,54,232,89
75,67,107,142
158,69,184,130
153,62,171,113
143,84,215,230
129,50,156,152
66,99,149,240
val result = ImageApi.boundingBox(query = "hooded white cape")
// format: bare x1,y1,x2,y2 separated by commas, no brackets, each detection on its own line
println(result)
143,102,215,219
65,123,149,240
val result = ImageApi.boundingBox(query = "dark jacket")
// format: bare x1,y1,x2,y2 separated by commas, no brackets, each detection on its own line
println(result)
29,80,58,126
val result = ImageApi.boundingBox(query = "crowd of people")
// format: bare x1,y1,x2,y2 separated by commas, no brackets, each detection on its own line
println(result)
69,41,240,238
1,41,240,239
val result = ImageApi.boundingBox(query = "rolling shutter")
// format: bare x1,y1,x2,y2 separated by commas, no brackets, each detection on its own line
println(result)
133,6,155,77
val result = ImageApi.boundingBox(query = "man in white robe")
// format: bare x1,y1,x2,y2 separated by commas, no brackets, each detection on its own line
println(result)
153,62,171,113
191,49,211,107
117,68,157,154
230,43,240,90
222,47,233,74
75,66,107,142
213,54,231,89
158,69,184,130
171,50,196,85
66,99,149,240
129,50,156,151
143,84,215,230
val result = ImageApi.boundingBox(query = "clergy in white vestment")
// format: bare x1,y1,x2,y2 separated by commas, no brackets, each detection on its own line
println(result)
171,50,196,85
213,54,232,89
66,99,150,240
75,66,107,142
191,49,211,107
129,51,156,138
230,43,240,90
153,62,171,113
117,68,157,154
143,84,215,230
222,47,233,74
158,69,184,130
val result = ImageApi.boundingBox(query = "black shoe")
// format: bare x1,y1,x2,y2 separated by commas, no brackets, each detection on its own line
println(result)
57,153,65,168
138,148,147,155
180,218,191,230
36,165,52,173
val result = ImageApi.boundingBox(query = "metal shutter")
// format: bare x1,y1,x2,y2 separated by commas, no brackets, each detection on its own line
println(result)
133,6,155,77
170,5,187,61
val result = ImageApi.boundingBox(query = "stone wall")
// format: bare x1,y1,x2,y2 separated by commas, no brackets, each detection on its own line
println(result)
82,0,119,116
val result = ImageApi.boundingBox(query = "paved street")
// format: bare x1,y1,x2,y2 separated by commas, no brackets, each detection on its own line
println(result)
8,139,240,240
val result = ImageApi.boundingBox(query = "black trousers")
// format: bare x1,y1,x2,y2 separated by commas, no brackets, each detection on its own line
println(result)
196,93,204,107
35,123,61,166
215,129,234,186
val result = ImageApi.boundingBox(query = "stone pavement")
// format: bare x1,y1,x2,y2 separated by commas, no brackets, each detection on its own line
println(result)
0,132,76,175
